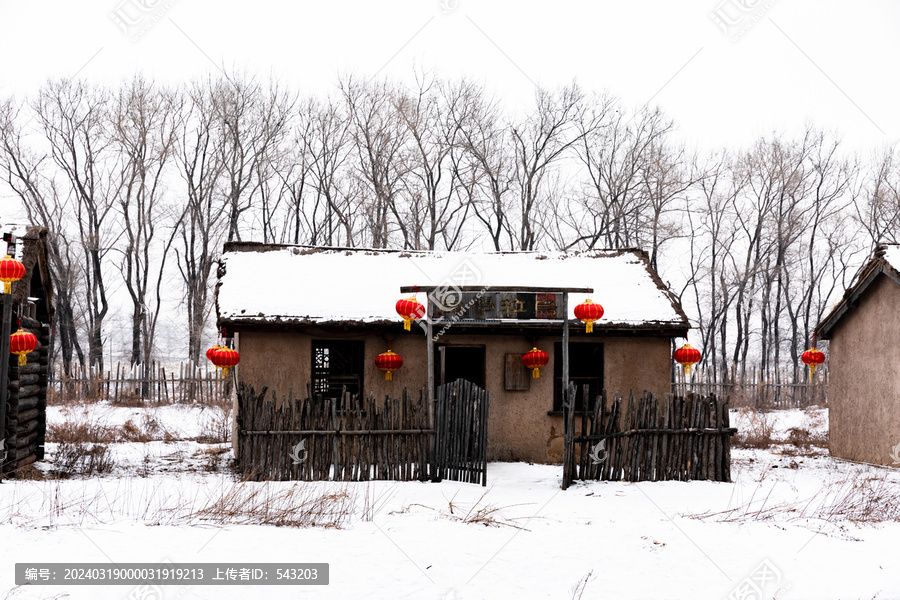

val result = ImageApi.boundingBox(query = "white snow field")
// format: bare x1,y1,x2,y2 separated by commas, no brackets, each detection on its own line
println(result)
1,403,898,600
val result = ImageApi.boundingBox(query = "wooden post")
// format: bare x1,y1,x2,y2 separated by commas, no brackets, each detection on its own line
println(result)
562,292,572,490
0,235,17,476
0,294,11,475
425,291,435,426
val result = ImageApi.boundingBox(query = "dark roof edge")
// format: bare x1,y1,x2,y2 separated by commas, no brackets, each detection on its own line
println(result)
218,315,688,332
815,253,900,340
220,241,646,258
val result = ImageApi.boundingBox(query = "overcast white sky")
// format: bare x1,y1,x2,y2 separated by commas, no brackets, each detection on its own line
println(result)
0,0,896,354
1,0,898,218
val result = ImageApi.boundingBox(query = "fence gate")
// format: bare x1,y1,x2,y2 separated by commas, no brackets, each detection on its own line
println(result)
431,379,489,486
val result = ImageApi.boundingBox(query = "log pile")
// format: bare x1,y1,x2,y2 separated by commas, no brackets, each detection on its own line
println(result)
2,315,50,474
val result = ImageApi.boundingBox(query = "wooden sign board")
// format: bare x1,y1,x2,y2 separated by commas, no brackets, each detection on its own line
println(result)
429,292,561,321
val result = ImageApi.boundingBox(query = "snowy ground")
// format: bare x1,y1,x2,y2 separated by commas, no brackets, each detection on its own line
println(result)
1,403,899,600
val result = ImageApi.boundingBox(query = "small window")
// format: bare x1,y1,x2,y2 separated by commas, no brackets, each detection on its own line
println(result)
312,340,364,401
553,342,603,412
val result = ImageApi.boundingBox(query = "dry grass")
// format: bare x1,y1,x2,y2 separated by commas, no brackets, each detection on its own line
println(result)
691,471,900,524
779,427,829,456
52,441,115,477
0,476,376,529
195,406,232,444
9,463,45,480
46,414,178,444
570,570,594,600
185,481,356,528
733,408,776,449
402,490,532,530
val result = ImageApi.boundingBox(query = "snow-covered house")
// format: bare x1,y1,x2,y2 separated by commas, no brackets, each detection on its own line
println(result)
216,244,690,463
815,244,900,467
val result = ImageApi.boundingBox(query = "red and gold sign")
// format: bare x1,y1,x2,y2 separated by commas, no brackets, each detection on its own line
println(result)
10,328,38,366
574,299,604,333
0,255,25,294
375,349,403,381
801,347,826,377
522,347,549,379
674,343,701,376
396,296,425,331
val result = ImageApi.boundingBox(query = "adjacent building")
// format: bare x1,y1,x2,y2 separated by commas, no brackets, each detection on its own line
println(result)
815,244,900,466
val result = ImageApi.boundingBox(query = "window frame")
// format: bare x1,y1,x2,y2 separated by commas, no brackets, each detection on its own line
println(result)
311,339,365,402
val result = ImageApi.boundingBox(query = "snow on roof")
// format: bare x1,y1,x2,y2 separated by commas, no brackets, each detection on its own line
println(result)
883,244,900,273
216,245,688,328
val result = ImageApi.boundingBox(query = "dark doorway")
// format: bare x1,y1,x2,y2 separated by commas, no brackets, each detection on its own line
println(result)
553,342,603,412
436,345,486,388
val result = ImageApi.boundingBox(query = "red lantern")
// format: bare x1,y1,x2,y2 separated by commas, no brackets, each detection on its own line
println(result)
674,343,701,376
375,349,403,381
801,347,826,377
10,328,38,366
0,255,25,294
522,347,549,379
213,347,240,378
206,345,223,364
396,296,425,331
574,299,604,333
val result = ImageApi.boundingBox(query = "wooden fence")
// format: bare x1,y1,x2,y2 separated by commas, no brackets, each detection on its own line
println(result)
432,379,489,485
236,379,489,485
237,383,434,482
673,364,828,409
49,361,230,404
568,388,736,484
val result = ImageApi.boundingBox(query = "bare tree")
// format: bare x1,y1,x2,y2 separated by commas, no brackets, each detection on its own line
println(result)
110,76,181,375
782,131,862,381
570,98,673,251
213,72,295,242
682,151,742,383
174,80,227,363
855,147,900,246
295,96,356,246
639,140,697,270
448,80,515,251
510,83,585,250
341,77,410,248
34,80,116,371
385,75,468,250
0,97,86,374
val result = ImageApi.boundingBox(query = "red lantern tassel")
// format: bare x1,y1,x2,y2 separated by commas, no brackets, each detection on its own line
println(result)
532,367,539,378
3,282,11,294
585,321,593,334
385,370,392,381
403,318,411,331
18,354,26,366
